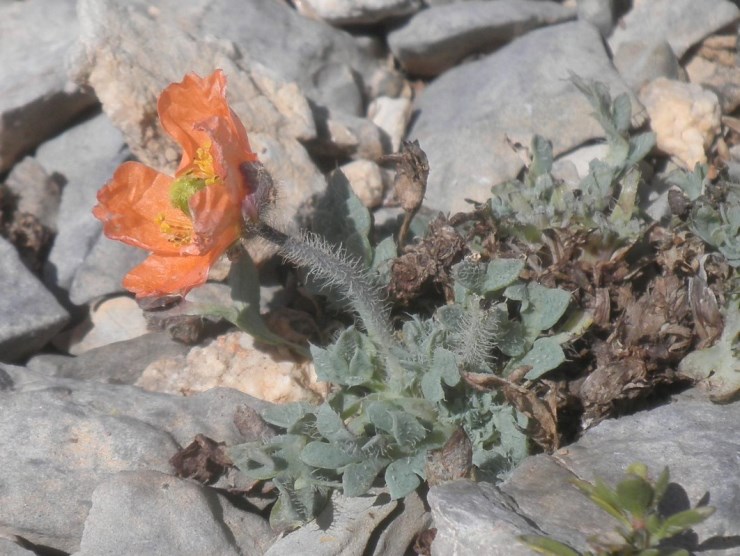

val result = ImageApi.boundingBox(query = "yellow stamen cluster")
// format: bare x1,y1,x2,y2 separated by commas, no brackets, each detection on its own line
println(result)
156,213,192,245
193,142,217,184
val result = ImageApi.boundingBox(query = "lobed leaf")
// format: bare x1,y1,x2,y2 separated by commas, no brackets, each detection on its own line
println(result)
342,459,388,497
385,453,426,499
482,259,525,293
520,337,567,380
300,441,359,469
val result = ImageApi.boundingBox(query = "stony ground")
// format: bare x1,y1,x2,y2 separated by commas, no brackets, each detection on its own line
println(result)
1,0,739,554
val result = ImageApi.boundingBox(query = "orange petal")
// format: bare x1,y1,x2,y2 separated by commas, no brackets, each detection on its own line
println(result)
123,250,216,298
158,70,253,172
196,114,258,204
93,161,189,255
123,226,238,298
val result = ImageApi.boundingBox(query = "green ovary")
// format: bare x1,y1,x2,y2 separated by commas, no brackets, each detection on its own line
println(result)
169,175,207,215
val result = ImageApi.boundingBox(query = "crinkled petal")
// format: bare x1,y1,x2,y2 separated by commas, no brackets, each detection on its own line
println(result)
177,115,257,254
124,225,237,297
123,253,212,298
196,114,257,204
93,161,188,255
158,70,253,172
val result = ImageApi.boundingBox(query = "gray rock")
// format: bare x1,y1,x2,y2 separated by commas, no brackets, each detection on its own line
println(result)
0,364,272,552
309,105,391,160
31,332,190,385
25,352,74,376
89,0,386,116
5,366,272,447
296,0,422,26
75,471,274,556
428,480,541,556
265,489,399,556
368,94,413,153
409,20,639,213
609,0,740,59
69,234,147,305
0,539,35,556
3,156,62,233
686,51,740,113
0,374,178,552
387,0,576,76
0,237,69,362
339,160,386,208
543,397,740,547
613,40,681,93
73,0,326,228
39,113,129,293
429,397,740,555
576,0,614,36
58,296,149,356
371,491,430,556
0,0,96,172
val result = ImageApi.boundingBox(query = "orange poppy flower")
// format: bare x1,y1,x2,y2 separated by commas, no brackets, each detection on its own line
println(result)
93,70,261,298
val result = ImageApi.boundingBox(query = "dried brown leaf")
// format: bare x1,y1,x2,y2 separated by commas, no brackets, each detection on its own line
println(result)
389,215,466,304
425,428,473,487
170,434,232,484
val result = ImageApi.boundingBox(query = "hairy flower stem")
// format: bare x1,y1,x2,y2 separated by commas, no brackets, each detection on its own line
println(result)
252,223,404,385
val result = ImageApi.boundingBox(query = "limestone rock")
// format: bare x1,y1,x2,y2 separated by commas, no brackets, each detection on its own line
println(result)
388,0,576,76
61,296,149,356
309,106,391,160
75,0,386,116
0,363,272,551
576,0,614,36
609,0,739,59
0,0,96,172
68,235,147,306
338,160,386,208
264,489,402,556
39,113,130,293
368,94,413,154
296,0,422,26
28,332,190,385
429,396,740,555
686,44,740,113
613,40,681,94
409,21,639,213
0,237,69,362
640,78,721,170
76,471,274,556
136,330,329,404
428,480,541,556
0,538,36,556
3,156,62,233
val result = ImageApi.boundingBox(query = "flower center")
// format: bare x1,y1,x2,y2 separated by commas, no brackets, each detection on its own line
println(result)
157,142,221,246
169,142,220,214
156,213,193,246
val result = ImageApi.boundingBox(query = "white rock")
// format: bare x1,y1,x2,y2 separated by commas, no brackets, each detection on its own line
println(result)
640,78,721,170
295,0,422,25
339,160,386,208
62,296,149,355
136,331,329,404
609,0,739,59
0,237,69,362
685,51,740,113
0,0,96,172
368,95,413,154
